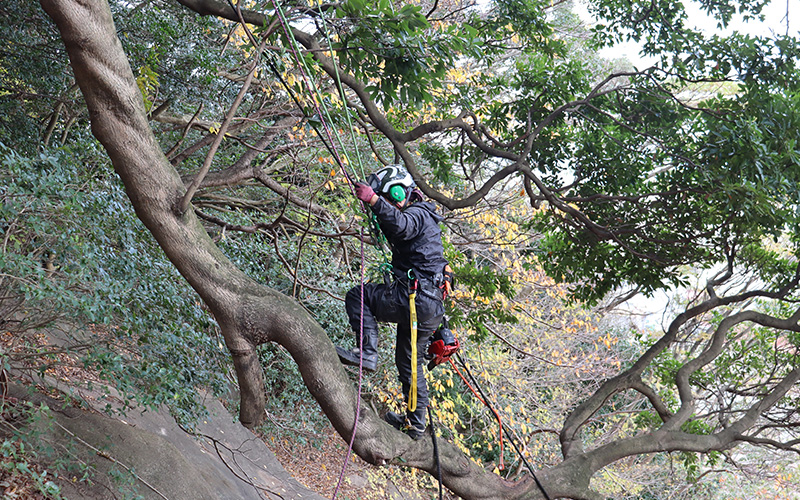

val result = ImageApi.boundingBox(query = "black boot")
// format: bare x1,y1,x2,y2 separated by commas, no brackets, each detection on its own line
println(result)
383,410,426,440
384,411,405,430
406,406,427,440
336,328,379,371
336,346,377,372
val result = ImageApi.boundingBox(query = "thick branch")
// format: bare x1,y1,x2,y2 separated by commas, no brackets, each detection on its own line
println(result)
551,357,800,477
668,308,800,431
561,270,800,458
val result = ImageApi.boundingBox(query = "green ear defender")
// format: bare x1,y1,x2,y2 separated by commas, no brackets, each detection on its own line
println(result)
389,185,406,202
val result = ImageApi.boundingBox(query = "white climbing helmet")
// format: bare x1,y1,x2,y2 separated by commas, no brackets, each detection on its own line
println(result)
367,164,416,203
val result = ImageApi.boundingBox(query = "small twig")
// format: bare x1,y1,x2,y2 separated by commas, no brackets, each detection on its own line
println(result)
484,323,571,368
165,103,204,159
177,423,285,500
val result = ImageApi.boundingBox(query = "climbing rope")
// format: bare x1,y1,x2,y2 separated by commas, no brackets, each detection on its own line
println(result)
232,5,472,499
428,408,443,500
449,355,505,469
331,229,367,499
454,354,551,500
267,1,356,175
265,0,391,263
254,6,399,500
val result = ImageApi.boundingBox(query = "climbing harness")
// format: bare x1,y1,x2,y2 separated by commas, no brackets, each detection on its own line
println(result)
407,269,455,412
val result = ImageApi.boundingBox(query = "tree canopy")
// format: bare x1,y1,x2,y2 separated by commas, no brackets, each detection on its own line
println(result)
2,0,800,498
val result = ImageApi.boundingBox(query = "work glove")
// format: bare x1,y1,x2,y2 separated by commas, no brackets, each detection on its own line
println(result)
354,182,376,203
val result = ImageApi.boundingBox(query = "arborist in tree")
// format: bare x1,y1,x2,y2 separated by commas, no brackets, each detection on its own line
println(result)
337,164,454,440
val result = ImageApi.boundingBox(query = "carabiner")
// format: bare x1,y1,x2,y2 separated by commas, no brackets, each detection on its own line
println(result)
407,269,418,291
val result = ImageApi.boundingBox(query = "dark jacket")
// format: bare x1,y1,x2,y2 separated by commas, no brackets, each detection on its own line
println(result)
370,198,448,279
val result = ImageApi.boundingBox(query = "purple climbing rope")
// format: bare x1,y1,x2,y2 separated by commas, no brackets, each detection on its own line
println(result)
331,229,366,499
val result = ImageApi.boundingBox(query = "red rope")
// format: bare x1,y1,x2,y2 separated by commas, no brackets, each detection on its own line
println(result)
448,358,505,470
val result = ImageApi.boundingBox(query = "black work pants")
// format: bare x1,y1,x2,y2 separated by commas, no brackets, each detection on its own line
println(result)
345,280,444,416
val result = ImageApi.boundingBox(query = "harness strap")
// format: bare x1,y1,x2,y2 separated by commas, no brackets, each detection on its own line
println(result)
408,273,419,412
393,268,445,301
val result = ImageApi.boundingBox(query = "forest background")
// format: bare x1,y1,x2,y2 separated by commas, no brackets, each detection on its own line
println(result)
2,0,800,498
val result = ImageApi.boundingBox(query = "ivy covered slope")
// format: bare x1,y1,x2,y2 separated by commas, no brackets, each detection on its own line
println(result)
3,0,800,499
0,143,236,418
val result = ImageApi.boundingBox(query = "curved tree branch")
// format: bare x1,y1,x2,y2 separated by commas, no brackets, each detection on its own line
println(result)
561,268,800,458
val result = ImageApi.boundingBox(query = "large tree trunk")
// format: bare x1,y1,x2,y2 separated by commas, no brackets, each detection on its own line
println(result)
38,0,558,498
